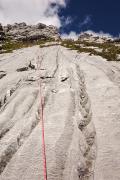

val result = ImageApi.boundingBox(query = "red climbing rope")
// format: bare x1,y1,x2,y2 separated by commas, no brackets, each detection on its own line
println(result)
37,57,47,180
39,83,47,180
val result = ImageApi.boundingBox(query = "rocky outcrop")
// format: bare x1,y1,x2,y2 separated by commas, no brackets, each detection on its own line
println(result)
78,32,113,43
4,23,60,41
0,24,5,41
113,37,120,43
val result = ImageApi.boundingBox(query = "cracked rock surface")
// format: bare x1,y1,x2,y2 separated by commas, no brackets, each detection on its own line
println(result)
0,45,120,180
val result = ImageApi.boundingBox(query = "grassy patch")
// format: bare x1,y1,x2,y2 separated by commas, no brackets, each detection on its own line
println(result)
0,38,55,54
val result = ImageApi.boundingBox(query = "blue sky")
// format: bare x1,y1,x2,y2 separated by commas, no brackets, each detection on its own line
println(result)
59,0,120,36
0,0,119,37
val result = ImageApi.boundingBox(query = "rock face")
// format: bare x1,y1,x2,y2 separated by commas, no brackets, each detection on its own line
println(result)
0,28,120,180
0,46,96,180
4,22,60,41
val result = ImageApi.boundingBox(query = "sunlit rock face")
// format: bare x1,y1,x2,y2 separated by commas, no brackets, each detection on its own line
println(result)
0,22,120,180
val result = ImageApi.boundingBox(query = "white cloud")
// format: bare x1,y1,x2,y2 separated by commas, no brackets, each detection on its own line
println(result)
79,15,92,28
63,16,72,26
61,29,114,41
0,0,67,27
61,31,79,40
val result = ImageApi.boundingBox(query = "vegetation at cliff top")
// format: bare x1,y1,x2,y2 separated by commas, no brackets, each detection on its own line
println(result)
1,38,120,61
61,39,120,61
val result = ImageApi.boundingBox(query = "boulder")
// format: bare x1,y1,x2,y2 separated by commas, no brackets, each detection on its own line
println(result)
35,23,46,29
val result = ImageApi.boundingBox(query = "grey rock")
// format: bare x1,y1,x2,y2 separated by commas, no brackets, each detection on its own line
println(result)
4,22,60,41
78,32,113,43
35,23,46,29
